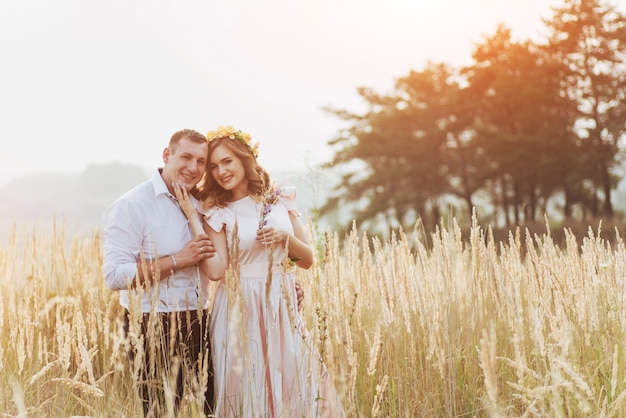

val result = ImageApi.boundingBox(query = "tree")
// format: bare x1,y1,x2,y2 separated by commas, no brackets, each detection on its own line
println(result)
544,0,626,218
462,25,579,225
396,66,487,220
320,0,626,232
321,63,471,231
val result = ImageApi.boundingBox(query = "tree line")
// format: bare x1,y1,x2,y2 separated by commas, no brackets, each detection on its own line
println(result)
321,0,626,232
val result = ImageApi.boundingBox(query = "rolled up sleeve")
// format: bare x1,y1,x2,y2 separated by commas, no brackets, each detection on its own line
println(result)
102,201,141,291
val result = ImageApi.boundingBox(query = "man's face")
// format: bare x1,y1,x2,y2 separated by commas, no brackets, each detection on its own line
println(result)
162,137,208,192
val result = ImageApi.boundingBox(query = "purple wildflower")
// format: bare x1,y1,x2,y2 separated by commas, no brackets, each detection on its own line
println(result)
258,188,281,229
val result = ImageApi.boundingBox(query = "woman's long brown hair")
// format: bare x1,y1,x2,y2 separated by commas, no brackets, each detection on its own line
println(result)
195,136,271,209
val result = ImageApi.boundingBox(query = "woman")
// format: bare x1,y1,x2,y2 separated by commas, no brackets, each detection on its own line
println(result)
175,125,345,417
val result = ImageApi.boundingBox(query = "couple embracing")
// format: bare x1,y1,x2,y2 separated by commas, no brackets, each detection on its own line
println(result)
102,127,345,417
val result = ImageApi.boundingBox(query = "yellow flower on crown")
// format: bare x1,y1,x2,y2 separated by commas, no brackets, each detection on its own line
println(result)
206,125,259,158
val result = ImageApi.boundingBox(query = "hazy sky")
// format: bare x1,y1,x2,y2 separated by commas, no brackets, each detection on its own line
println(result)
1,0,586,185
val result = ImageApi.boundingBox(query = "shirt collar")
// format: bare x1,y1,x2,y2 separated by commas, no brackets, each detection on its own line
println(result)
152,168,170,197
152,168,200,207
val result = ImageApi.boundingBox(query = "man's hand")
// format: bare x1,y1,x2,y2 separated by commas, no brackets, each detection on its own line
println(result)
295,280,305,311
176,234,215,269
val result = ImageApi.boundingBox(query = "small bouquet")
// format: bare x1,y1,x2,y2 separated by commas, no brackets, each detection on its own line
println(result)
258,188,281,229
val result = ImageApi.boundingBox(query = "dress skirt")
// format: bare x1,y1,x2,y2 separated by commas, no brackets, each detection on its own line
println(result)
210,262,345,418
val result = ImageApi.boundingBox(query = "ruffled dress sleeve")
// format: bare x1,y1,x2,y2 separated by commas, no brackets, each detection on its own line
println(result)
276,185,301,217
198,205,228,233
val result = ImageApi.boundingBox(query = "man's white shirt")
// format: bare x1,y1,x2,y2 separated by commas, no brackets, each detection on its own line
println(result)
102,169,209,312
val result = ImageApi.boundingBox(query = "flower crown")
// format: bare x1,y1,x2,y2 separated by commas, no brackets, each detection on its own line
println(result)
206,125,260,158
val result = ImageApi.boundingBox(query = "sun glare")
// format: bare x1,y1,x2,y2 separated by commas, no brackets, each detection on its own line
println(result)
391,0,442,15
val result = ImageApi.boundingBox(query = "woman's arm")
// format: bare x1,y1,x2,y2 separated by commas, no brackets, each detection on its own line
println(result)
174,183,228,280
287,212,314,269
174,182,206,237
257,212,314,269
205,227,228,281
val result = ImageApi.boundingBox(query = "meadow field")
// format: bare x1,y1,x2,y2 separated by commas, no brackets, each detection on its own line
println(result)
2,218,626,417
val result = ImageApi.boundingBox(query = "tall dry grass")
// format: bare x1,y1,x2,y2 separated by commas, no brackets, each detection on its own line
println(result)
2,217,626,416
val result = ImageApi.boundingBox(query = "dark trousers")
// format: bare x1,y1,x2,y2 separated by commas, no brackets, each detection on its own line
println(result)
123,309,214,417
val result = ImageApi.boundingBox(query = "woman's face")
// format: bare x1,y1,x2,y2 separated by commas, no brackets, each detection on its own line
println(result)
209,144,248,200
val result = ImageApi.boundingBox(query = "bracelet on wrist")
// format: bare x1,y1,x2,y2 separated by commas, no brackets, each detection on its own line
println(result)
170,254,178,273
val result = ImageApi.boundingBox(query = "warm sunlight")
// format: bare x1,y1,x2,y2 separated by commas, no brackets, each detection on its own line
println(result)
4,0,624,243
5,1,626,416
391,0,442,14
1,0,568,185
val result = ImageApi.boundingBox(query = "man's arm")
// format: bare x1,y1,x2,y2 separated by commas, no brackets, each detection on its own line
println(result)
103,192,218,290
132,233,215,286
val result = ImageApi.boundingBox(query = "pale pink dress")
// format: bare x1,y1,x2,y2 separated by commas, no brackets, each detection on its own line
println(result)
203,187,345,418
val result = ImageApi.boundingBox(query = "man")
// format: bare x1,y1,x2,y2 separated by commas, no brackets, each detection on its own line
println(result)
102,129,215,417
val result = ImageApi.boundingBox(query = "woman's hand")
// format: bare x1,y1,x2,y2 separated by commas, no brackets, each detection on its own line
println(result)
173,181,208,240
256,226,287,246
173,182,197,221
258,219,314,270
